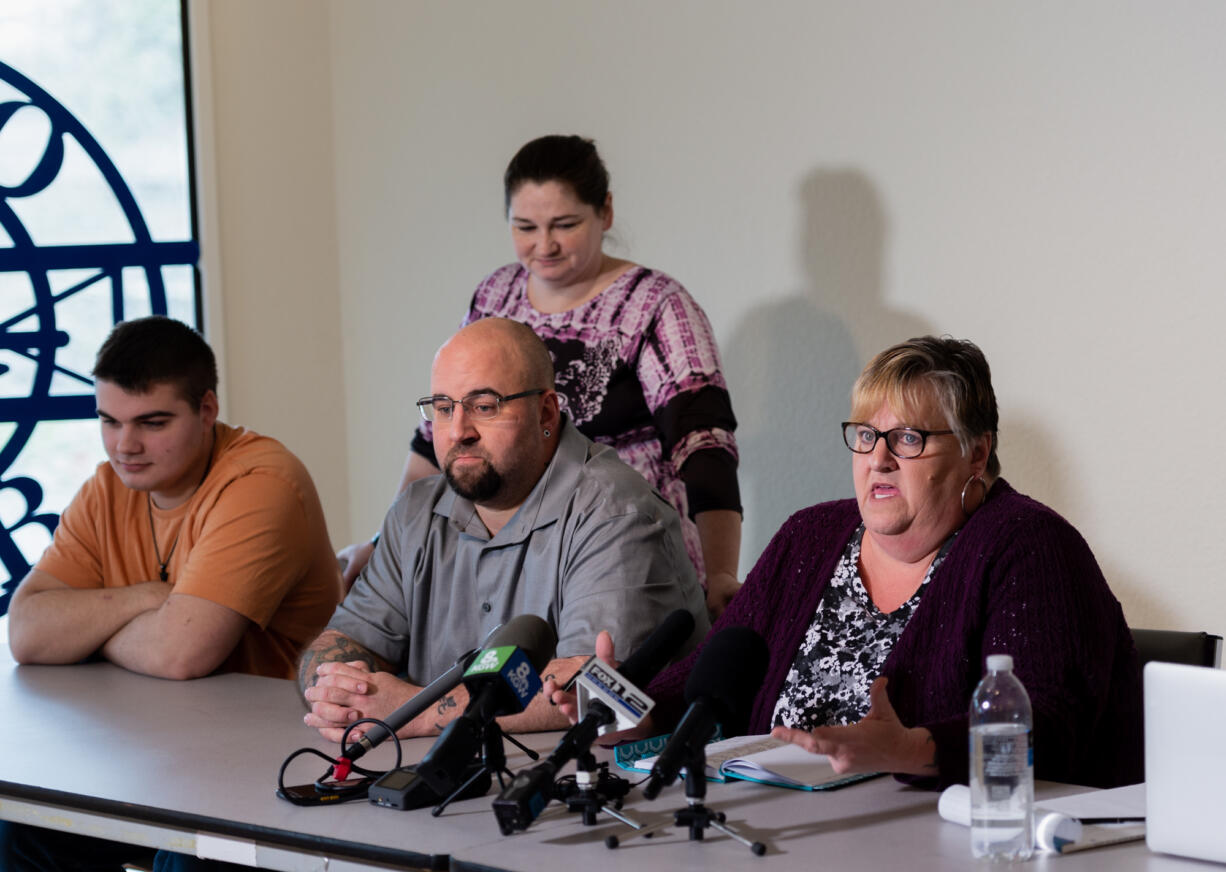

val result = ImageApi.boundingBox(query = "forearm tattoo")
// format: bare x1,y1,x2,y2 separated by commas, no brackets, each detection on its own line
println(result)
297,632,382,692
434,693,458,732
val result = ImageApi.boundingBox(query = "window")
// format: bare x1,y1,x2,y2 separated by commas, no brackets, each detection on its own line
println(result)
0,0,200,612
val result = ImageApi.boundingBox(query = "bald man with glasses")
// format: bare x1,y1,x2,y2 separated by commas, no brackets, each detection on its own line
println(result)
299,318,708,741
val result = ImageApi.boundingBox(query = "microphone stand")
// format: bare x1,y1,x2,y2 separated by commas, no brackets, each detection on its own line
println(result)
608,743,766,855
431,722,539,817
555,751,645,831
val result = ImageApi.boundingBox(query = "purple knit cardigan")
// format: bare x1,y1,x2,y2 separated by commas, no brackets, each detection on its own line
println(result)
646,479,1143,789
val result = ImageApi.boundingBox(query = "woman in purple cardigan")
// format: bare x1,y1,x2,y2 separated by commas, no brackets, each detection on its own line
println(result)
556,336,1142,789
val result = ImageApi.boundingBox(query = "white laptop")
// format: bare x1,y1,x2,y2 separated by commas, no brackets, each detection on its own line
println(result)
1145,661,1226,864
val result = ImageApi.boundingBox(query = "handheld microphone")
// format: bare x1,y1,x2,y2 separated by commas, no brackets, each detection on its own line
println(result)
641,625,769,800
416,614,557,795
341,647,481,763
492,609,696,833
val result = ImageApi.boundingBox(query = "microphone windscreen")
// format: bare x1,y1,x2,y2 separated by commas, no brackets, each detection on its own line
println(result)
484,613,557,673
618,609,696,688
683,625,769,735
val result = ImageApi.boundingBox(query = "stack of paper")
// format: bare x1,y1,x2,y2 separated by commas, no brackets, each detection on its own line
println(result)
938,783,1146,854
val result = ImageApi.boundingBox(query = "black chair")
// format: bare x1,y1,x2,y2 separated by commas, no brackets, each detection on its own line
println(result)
1131,628,1223,670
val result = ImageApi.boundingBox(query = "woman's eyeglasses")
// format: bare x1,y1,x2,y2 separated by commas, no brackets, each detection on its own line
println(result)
841,422,955,459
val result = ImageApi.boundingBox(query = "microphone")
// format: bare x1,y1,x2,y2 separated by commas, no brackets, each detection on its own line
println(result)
341,647,481,763
492,609,696,833
416,614,557,795
641,625,769,800
575,608,697,733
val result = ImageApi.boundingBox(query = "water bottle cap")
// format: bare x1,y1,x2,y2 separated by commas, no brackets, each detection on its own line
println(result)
986,654,1013,672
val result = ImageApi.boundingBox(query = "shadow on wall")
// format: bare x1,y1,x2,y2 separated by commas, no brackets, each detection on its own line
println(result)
725,168,934,566
721,168,1155,623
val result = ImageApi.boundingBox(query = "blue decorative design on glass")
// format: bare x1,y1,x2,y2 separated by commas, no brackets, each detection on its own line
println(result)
0,59,199,613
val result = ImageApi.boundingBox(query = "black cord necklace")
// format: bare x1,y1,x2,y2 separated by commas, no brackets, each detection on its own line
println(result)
148,428,215,583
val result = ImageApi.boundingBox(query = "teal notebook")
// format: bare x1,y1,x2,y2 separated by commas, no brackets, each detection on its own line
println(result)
614,733,882,791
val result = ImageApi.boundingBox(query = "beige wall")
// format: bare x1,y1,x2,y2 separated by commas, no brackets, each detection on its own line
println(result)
202,0,1226,635
199,0,349,545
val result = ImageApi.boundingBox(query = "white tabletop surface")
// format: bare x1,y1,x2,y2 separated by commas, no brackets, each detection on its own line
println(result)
0,626,1213,872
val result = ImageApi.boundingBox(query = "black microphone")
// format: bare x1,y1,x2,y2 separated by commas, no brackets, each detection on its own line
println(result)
416,614,557,795
338,622,508,764
641,625,769,800
492,609,696,833
341,646,482,763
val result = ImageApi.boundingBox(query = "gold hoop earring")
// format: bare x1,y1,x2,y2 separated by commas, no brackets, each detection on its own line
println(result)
961,474,987,515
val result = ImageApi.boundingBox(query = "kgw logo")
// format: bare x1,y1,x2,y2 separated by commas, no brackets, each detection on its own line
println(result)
506,660,535,700
472,649,503,672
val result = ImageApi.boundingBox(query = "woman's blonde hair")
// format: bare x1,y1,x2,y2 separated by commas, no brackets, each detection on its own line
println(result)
850,336,1000,477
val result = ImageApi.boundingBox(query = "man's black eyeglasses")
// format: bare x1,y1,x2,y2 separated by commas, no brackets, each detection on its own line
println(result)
417,389,546,423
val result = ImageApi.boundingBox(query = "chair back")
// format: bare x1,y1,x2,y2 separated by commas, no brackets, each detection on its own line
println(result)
1131,628,1222,670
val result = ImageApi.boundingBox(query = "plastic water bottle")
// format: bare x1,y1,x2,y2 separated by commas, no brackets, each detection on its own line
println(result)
969,654,1034,861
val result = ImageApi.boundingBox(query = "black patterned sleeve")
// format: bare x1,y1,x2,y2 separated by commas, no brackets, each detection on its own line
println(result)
653,386,741,516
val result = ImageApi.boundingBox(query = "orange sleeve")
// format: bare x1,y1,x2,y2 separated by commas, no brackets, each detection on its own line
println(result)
171,473,314,628
35,477,106,588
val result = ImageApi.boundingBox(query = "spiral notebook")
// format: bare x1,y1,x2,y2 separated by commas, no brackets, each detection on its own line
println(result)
614,733,881,791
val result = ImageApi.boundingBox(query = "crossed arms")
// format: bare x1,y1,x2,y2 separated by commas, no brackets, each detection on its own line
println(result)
8,568,252,680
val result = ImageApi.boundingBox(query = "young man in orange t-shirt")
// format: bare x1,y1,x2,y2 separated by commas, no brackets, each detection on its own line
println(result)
2,316,341,872
7,316,340,679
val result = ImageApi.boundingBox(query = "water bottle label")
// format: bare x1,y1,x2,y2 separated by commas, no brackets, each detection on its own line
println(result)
982,729,1030,778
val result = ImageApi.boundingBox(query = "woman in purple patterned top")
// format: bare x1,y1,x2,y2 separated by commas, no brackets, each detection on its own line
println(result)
337,136,743,616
